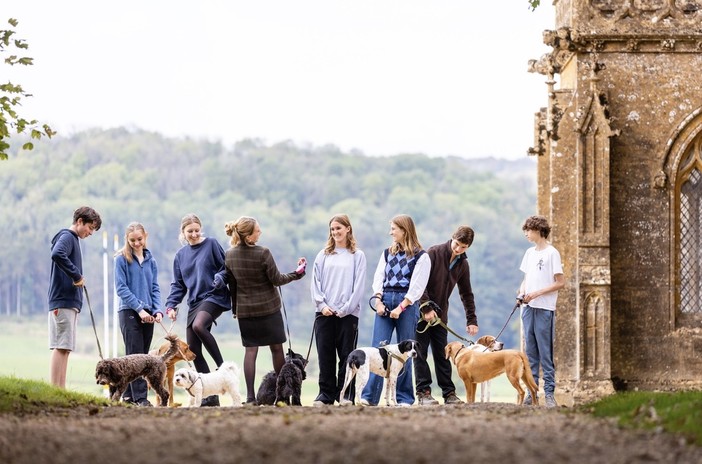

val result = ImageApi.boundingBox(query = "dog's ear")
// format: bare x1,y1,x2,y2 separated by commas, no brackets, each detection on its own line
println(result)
188,370,197,384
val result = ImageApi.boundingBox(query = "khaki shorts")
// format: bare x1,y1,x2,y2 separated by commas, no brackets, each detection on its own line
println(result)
48,308,79,351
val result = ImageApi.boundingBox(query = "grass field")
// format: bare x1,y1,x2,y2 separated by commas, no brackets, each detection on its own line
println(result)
0,314,517,406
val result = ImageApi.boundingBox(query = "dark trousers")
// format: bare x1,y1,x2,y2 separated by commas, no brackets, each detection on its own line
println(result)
119,309,154,403
314,313,358,404
414,322,456,398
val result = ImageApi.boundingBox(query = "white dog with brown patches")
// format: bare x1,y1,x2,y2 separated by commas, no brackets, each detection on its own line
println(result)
469,335,504,402
173,361,243,407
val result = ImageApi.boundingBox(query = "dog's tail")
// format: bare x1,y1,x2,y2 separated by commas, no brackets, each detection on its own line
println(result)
161,334,180,365
519,352,539,405
219,361,241,379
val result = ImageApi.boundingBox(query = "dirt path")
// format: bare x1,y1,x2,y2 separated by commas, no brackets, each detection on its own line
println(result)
1,403,700,464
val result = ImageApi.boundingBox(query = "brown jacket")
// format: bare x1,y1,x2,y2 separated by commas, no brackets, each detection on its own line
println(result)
224,244,303,319
420,240,477,326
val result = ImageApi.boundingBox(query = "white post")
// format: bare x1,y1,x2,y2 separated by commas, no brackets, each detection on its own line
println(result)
113,234,120,357
103,231,109,358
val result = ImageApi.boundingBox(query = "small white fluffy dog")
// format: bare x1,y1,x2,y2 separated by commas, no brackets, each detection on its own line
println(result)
173,361,243,407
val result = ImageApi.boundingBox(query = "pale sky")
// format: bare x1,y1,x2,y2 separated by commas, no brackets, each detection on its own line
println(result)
6,1,554,160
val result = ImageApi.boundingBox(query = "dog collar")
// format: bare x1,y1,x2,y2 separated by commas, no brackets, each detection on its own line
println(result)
185,375,203,397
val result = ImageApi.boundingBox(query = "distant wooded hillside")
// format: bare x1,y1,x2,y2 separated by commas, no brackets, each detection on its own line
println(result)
1,128,536,347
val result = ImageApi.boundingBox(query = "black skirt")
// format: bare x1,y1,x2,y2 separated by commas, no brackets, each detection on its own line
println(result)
238,310,286,347
186,300,227,328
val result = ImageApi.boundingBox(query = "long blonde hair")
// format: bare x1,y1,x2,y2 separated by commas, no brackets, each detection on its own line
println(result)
389,214,422,258
115,222,147,264
224,216,258,247
325,214,357,255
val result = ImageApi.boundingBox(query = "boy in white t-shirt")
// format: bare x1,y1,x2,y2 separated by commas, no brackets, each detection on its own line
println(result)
518,215,565,408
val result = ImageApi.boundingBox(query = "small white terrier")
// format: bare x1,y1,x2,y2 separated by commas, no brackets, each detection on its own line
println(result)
173,361,243,407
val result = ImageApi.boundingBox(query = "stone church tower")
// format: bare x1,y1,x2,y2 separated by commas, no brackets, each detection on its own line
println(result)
528,0,702,404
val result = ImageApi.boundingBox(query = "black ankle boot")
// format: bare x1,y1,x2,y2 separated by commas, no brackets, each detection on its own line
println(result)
200,395,220,407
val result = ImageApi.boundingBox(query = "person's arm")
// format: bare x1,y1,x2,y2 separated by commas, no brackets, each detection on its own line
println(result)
336,251,367,317
371,253,387,314
263,248,304,286
456,262,478,330
150,258,163,320
114,257,145,311
165,254,185,318
310,251,328,312
522,273,565,304
401,253,431,308
51,233,82,284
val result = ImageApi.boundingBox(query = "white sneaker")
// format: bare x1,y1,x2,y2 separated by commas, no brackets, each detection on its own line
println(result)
339,399,353,406
359,399,372,406
312,400,326,407
396,403,412,408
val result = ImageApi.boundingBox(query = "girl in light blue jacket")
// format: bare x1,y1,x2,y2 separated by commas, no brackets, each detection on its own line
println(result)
114,222,162,406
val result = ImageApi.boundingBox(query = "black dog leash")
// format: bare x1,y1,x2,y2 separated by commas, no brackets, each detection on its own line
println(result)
368,294,391,317
305,314,321,364
84,286,104,360
492,297,524,343
278,287,294,353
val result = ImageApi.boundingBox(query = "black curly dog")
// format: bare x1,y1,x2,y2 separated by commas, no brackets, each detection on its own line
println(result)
95,334,180,406
256,349,308,406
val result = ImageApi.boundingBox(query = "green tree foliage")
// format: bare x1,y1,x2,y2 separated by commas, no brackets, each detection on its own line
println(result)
528,0,540,10
0,18,55,160
0,128,536,348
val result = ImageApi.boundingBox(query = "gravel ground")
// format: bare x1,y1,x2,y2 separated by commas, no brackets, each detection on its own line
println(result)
1,402,700,464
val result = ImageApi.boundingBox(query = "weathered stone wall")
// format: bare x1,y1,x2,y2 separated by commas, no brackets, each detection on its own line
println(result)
531,0,702,398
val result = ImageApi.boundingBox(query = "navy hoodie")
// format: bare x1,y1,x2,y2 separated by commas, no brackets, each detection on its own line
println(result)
48,229,83,311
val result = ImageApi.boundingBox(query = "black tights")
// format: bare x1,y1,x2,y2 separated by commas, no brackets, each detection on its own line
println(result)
244,343,285,400
186,311,224,374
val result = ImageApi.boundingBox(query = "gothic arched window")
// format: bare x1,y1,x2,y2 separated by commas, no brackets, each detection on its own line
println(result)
676,138,702,326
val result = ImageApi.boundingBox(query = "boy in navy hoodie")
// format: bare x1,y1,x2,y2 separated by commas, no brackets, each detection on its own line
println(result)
48,206,102,388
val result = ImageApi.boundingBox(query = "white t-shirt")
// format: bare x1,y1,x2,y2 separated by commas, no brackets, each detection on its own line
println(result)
519,244,563,311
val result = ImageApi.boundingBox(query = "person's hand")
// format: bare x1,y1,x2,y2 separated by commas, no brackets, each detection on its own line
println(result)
166,307,177,321
138,309,154,323
295,257,307,274
375,300,387,317
73,277,85,287
321,306,335,316
213,273,225,289
154,312,163,323
467,325,478,336
389,307,402,319
423,309,437,321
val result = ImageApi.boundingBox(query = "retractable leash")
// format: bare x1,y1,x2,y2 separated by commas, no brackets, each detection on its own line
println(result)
84,286,104,360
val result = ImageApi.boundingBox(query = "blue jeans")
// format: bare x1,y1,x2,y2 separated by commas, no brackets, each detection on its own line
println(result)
361,291,418,405
521,305,555,395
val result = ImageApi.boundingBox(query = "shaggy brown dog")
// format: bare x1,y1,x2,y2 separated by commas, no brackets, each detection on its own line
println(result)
149,336,196,407
96,334,179,406
444,340,538,405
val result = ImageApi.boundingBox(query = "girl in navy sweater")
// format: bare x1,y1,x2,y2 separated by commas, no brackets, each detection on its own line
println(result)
165,213,231,406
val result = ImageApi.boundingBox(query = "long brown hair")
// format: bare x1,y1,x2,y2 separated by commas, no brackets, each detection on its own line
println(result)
324,214,357,254
115,222,147,264
388,214,422,258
